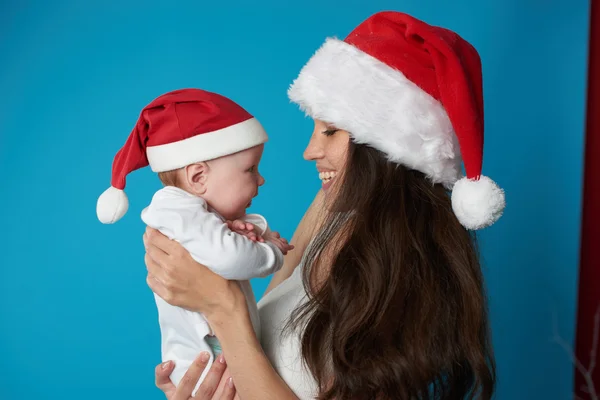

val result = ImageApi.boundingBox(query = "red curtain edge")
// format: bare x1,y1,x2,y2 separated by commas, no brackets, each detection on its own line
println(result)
574,0,600,398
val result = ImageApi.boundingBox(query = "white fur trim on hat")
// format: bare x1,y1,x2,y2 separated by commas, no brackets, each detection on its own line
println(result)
288,38,462,186
451,175,505,230
146,117,268,172
97,186,129,224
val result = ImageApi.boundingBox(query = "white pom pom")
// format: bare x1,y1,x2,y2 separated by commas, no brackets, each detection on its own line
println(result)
451,175,505,230
97,186,129,224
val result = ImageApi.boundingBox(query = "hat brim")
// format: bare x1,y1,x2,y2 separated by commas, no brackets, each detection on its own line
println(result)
146,117,268,172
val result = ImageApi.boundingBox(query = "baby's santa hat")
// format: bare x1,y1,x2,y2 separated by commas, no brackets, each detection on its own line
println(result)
97,88,268,224
288,11,505,230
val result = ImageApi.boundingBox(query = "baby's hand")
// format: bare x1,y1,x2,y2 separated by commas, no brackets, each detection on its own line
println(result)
226,219,265,242
271,237,294,255
263,230,294,255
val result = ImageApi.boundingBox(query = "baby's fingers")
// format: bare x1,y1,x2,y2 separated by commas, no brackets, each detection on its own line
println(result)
233,220,247,230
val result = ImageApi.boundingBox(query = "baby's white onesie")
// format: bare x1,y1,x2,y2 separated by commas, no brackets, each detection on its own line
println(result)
141,186,283,396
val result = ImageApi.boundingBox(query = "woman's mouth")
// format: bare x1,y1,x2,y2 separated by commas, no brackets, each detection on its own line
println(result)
319,171,337,190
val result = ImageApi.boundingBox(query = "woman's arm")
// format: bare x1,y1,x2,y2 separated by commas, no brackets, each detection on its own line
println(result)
209,300,299,400
264,189,326,295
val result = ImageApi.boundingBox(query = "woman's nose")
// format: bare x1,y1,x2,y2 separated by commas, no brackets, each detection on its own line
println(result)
303,135,324,161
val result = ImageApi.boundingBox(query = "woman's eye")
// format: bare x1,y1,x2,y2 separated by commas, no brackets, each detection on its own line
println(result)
322,129,338,136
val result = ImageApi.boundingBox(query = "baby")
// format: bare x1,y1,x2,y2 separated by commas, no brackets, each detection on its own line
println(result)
96,88,292,395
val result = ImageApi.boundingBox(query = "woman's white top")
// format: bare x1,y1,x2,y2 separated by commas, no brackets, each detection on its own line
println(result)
257,263,319,399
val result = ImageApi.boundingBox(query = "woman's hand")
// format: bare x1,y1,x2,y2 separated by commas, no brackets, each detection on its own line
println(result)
143,227,246,320
155,353,237,400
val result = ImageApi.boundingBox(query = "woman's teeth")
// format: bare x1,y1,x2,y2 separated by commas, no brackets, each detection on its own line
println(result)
319,171,337,183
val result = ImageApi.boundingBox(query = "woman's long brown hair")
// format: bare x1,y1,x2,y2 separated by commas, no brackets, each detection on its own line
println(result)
286,140,496,399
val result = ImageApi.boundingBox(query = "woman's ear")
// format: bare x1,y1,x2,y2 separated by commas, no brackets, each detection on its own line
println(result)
185,162,209,195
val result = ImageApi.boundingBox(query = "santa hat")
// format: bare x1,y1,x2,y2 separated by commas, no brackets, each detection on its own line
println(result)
96,88,268,224
288,11,505,230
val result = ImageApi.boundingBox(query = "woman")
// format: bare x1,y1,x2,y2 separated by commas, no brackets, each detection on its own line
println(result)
143,10,506,400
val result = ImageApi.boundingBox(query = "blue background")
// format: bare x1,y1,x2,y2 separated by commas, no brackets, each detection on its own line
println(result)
0,0,590,399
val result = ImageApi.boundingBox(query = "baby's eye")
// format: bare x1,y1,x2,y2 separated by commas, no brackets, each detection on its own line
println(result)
247,166,255,172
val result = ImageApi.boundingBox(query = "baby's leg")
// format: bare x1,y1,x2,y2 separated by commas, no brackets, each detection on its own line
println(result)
163,336,215,394
155,295,215,396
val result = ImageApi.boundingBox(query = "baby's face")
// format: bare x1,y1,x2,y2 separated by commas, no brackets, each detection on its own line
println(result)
203,144,265,220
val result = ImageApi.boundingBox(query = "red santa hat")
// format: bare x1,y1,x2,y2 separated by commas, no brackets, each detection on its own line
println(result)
288,11,505,230
96,88,268,224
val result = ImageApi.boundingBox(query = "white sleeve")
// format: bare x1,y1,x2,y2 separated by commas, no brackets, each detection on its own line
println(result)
240,213,271,236
141,188,284,280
